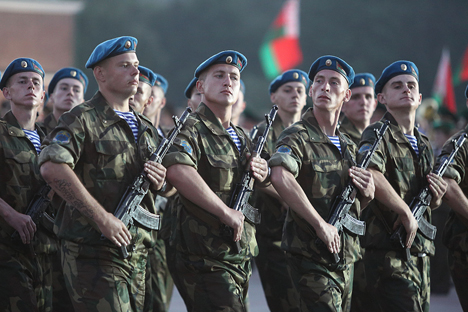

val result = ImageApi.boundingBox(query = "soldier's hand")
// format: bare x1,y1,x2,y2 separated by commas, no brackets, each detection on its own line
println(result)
145,161,166,191
350,167,374,201
394,212,418,248
250,156,269,183
221,209,245,242
6,211,36,244
99,213,132,248
316,221,340,254
428,173,448,209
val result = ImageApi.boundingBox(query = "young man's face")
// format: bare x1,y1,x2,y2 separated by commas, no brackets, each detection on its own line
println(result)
187,88,202,111
198,64,240,107
3,71,45,108
342,86,377,124
378,74,421,112
99,52,140,99
271,81,307,115
143,85,164,119
130,81,152,114
309,69,351,112
51,78,84,113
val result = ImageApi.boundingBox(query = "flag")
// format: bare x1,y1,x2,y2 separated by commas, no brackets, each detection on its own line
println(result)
454,44,468,85
432,48,457,114
259,0,303,80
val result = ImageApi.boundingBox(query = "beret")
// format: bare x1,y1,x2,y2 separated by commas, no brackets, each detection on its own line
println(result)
375,60,419,94
195,50,247,78
184,77,198,99
350,73,375,90
138,66,157,87
154,74,168,94
0,58,45,90
269,69,308,94
308,55,354,86
48,67,88,96
85,36,137,69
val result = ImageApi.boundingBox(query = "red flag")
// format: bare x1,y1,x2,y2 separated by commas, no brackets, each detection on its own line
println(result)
457,45,468,83
259,0,303,80
433,48,457,113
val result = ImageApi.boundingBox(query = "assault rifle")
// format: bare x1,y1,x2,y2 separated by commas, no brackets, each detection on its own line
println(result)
224,105,278,254
318,120,390,263
106,107,192,258
11,184,53,241
390,133,467,261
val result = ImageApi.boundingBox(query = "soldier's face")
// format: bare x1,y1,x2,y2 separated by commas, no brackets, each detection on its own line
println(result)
102,52,140,98
378,75,421,111
187,88,202,111
143,85,165,119
198,64,240,107
2,71,45,108
231,91,246,121
271,81,307,115
342,86,376,124
51,78,84,113
309,70,351,112
130,81,152,113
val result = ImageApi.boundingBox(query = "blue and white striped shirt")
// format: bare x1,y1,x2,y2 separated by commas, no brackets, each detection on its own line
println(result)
115,110,139,143
227,127,241,153
23,129,41,154
404,134,419,156
328,135,342,153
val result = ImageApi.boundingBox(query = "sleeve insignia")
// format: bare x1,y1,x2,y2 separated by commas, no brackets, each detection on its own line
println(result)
180,140,193,155
358,144,372,154
52,130,71,145
277,145,292,155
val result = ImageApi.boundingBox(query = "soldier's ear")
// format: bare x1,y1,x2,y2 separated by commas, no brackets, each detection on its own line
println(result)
2,87,11,100
196,80,204,94
93,66,106,83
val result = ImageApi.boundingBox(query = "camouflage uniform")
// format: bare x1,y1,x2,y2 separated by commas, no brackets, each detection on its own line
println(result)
438,126,468,311
162,103,258,312
254,114,299,311
41,114,58,136
39,91,161,312
0,111,52,312
269,108,362,312
358,112,434,312
338,116,362,146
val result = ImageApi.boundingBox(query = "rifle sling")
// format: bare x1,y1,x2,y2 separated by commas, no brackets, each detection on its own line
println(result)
133,206,160,231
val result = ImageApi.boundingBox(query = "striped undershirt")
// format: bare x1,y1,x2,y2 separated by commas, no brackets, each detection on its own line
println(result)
115,110,138,143
327,135,342,153
404,134,419,156
23,129,41,154
226,127,241,152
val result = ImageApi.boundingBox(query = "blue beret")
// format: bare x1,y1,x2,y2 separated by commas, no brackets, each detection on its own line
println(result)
154,74,168,94
138,66,157,87
195,50,247,78
184,77,198,99
48,67,88,96
0,58,45,90
269,69,308,94
308,55,355,86
85,36,138,69
350,73,375,90
375,60,419,94
240,79,245,95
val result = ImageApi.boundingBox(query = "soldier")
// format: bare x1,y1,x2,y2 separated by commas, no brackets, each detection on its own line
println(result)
438,85,468,311
0,58,49,311
269,56,375,311
231,79,247,126
254,69,308,311
184,77,201,112
129,65,157,114
144,74,168,135
339,73,377,145
38,36,169,312
162,50,270,311
359,61,447,312
43,67,88,134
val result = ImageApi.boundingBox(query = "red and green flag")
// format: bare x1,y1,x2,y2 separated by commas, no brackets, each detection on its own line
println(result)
454,44,468,85
433,47,457,114
259,0,303,80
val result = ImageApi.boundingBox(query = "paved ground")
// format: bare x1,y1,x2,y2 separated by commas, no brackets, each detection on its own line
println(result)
168,268,463,312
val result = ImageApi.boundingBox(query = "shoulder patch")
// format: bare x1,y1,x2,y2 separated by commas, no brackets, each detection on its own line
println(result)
52,130,71,144
277,145,292,155
180,139,193,155
358,143,372,154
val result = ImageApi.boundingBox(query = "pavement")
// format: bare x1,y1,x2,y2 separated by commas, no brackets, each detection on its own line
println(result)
168,268,464,312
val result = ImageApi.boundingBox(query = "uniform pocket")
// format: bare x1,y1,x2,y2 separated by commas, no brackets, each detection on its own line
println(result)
205,154,238,192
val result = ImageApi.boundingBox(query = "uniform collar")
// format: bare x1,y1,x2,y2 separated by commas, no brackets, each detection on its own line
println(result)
196,102,234,136
3,110,45,138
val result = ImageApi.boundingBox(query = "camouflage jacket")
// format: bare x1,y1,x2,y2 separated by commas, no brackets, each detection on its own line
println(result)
339,116,362,146
0,111,56,253
269,108,362,266
254,114,287,240
162,102,257,262
41,113,58,135
39,91,161,247
439,126,468,252
359,112,435,255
